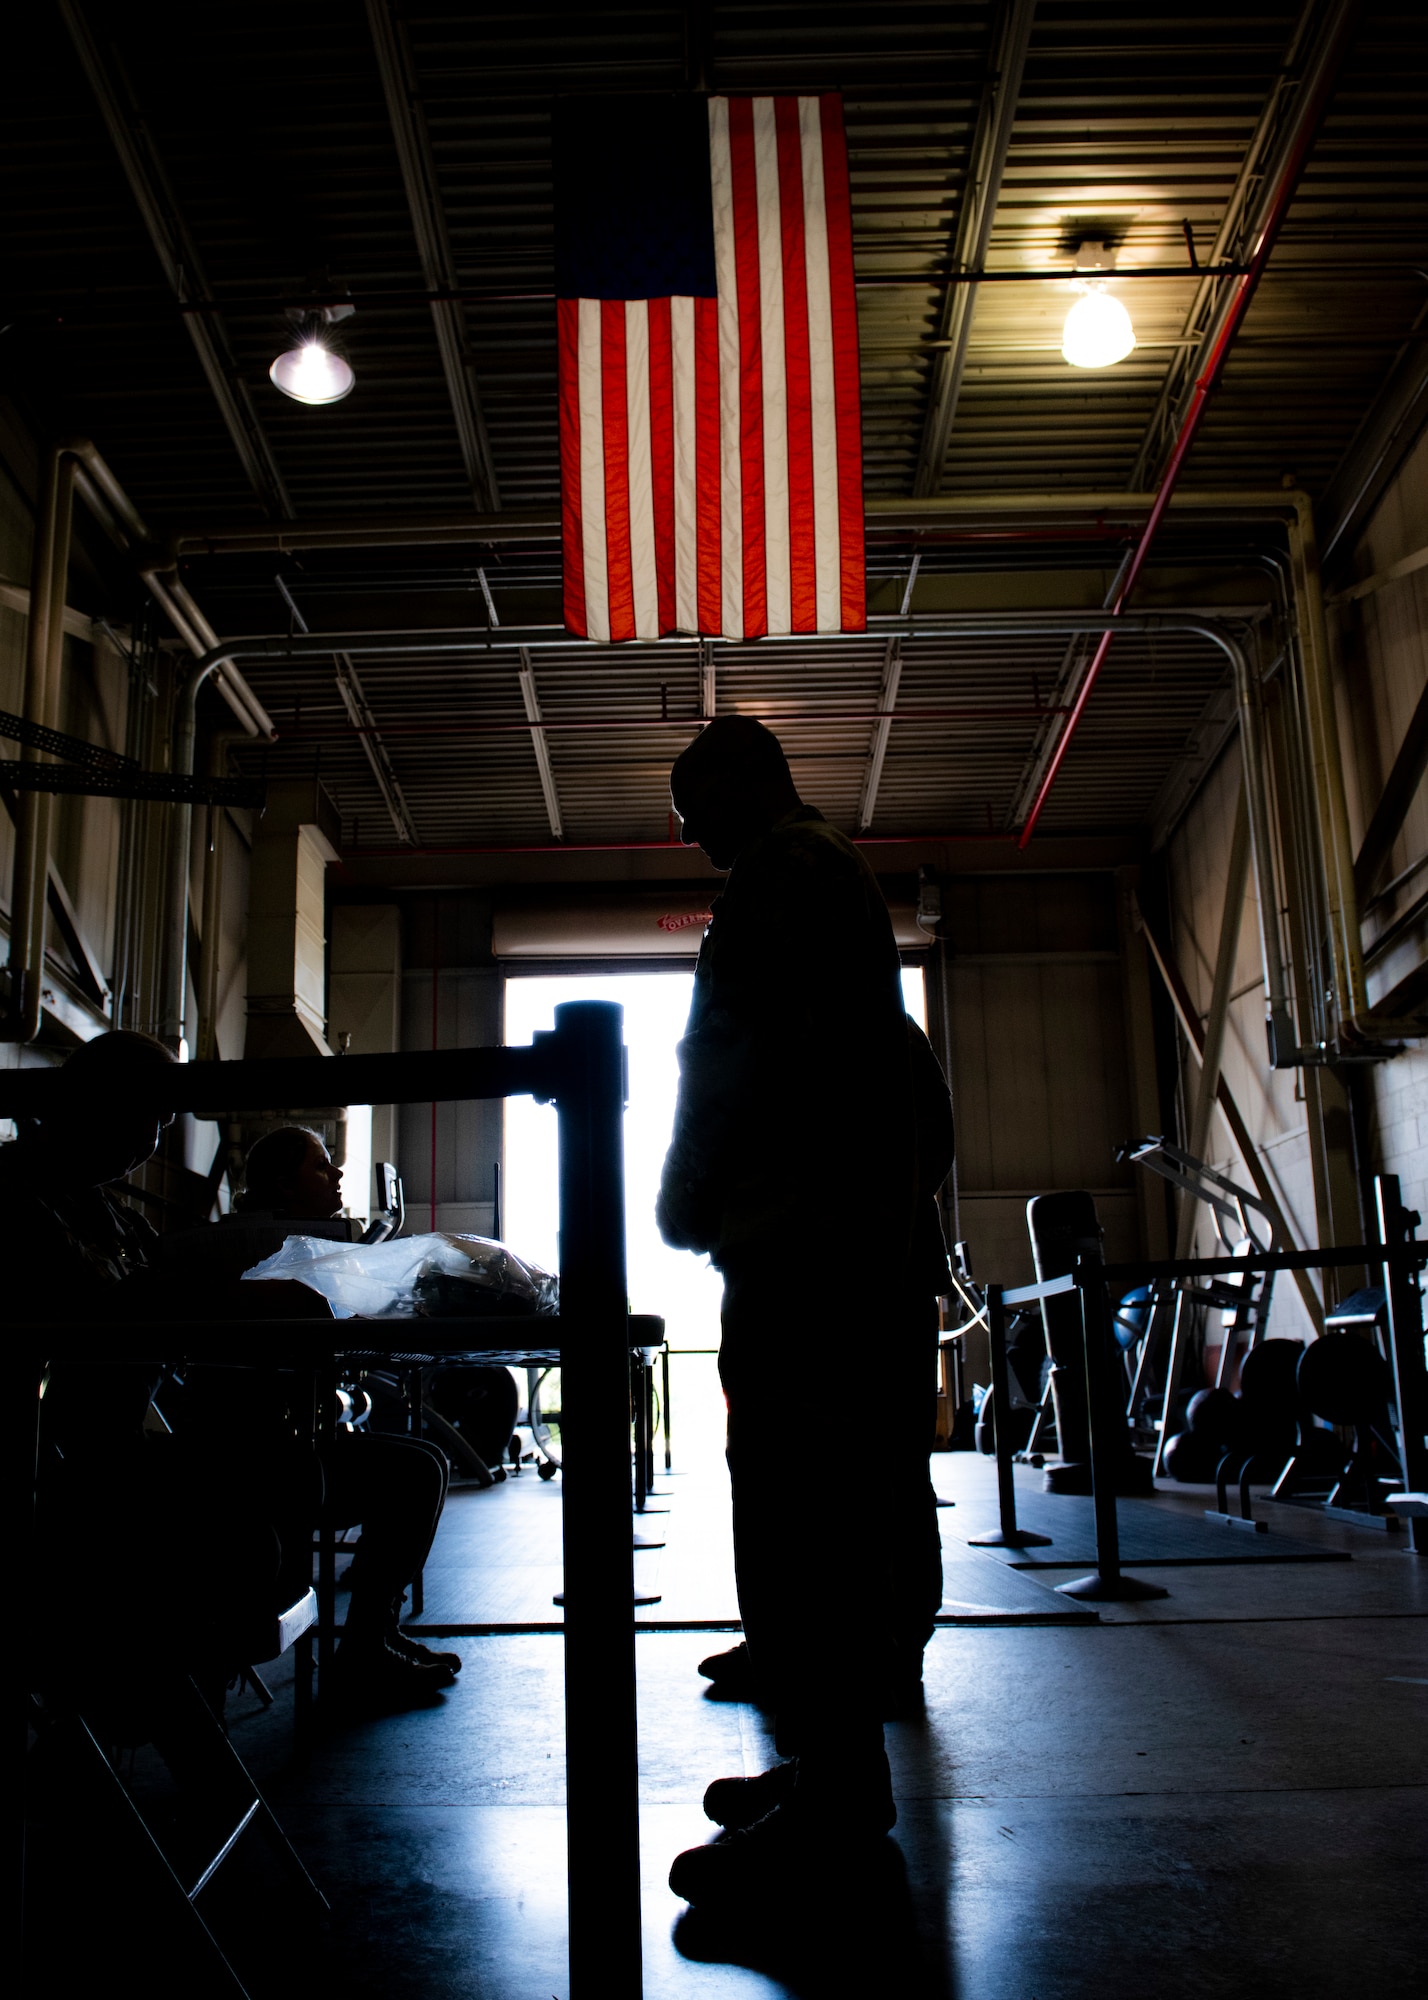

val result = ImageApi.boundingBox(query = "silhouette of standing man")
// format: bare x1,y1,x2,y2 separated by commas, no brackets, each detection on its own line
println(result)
658,716,951,1905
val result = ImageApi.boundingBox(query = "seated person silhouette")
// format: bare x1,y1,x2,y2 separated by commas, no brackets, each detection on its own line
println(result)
178,1123,464,1709
199,1125,519,1474
3,1031,315,1718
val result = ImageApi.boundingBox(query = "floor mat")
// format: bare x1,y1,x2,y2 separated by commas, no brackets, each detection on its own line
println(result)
948,1488,1352,1568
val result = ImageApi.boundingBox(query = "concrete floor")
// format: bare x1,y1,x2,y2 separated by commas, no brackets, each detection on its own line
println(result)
30,1440,1428,1998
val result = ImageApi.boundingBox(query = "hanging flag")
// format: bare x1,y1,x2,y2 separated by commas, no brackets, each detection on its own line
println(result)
554,94,865,643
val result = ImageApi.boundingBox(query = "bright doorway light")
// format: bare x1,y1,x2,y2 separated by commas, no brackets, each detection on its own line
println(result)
901,963,927,1030
505,967,930,1317
503,972,725,1356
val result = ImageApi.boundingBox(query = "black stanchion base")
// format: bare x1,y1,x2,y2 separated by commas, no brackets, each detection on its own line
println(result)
967,1529,1053,1548
1203,1510,1268,1534
1055,1570,1169,1601
553,1591,663,1607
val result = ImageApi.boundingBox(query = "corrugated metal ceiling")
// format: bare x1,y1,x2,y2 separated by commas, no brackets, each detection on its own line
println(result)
2,1,1425,853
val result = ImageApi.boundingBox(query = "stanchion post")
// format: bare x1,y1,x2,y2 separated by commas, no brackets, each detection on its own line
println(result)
317,1356,339,1677
1376,1174,1428,1558
408,1365,425,1616
1058,1249,1167,1602
968,1284,1051,1550
545,1001,642,1996
662,1347,672,1472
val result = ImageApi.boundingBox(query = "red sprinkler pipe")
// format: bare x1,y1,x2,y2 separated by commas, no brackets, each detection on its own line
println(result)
1015,0,1363,850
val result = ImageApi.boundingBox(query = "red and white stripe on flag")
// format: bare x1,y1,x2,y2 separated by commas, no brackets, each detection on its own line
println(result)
560,95,864,643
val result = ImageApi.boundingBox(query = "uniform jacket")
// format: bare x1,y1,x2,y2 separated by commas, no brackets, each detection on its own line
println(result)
657,805,952,1287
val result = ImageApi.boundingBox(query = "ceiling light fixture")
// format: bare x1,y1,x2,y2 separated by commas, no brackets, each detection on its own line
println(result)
1061,240,1135,370
269,304,356,405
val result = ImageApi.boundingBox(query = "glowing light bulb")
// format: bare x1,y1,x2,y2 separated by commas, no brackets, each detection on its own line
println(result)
269,337,355,405
1061,285,1136,369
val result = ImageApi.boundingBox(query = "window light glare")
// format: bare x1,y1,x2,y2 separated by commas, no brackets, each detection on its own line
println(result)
269,337,355,405
1061,285,1136,369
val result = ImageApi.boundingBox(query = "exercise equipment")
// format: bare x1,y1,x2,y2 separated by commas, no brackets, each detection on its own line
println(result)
987,1175,1428,1580
1281,1323,1403,1521
999,1250,1167,1600
1026,1191,1155,1493
1116,1137,1278,1477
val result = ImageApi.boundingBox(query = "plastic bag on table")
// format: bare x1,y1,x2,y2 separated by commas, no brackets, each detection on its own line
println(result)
241,1231,557,1320
412,1234,558,1319
239,1224,556,1320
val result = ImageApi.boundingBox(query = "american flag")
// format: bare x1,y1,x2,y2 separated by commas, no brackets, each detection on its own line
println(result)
554,94,865,644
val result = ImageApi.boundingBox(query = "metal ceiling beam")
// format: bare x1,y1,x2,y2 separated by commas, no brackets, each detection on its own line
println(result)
56,0,293,520
479,569,563,838
1127,0,1339,492
335,655,421,846
274,575,418,845
857,557,919,831
367,0,501,512
518,652,564,841
911,0,1036,499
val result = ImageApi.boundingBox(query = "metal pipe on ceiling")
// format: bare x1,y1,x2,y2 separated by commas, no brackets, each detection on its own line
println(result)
3,439,274,1043
159,643,278,1053
129,257,1406,320
179,608,1259,671
1283,494,1374,1037
340,830,1023,862
3,451,75,1042
189,609,1301,1060
173,488,1316,556
1014,0,1365,854
68,447,274,738
278,704,1074,744
1128,0,1324,492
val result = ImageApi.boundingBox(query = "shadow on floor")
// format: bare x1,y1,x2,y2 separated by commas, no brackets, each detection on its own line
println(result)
670,1831,955,2000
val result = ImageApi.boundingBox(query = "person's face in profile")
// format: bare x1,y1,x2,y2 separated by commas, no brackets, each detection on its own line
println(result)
673,770,760,871
284,1135,344,1220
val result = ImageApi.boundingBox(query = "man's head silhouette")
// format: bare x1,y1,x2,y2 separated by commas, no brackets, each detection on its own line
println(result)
670,716,801,869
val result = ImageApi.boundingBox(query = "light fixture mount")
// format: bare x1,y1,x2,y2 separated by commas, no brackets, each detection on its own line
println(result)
1072,238,1118,274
